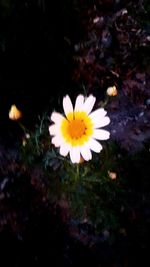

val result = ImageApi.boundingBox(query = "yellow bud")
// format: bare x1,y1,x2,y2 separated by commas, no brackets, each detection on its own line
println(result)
108,171,117,180
106,86,118,97
9,105,22,121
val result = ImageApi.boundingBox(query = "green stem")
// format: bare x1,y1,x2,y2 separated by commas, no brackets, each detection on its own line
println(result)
76,164,80,181
101,96,109,108
18,122,28,135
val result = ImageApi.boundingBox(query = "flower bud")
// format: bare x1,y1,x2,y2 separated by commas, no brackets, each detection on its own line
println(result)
9,105,22,120
106,86,118,97
108,171,117,180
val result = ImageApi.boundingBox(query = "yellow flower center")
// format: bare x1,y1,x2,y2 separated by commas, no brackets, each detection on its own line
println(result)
68,119,86,139
61,111,93,146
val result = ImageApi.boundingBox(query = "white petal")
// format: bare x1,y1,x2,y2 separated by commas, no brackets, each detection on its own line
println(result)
89,108,107,120
87,138,103,153
80,146,92,161
63,95,73,120
51,135,63,147
93,129,110,140
70,147,80,163
60,143,70,157
49,124,59,136
75,94,84,111
51,112,64,124
83,95,96,114
93,116,110,128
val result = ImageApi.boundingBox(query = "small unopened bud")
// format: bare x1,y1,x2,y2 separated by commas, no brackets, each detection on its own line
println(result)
9,105,22,120
106,86,118,97
22,133,30,146
22,139,27,147
25,133,30,139
108,171,117,180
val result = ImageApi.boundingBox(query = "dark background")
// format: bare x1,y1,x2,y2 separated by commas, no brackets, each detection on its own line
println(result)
0,0,81,134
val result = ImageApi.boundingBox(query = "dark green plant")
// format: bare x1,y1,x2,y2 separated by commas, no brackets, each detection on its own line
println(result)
21,114,125,236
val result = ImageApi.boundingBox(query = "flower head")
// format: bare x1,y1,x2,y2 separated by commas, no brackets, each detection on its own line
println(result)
9,104,22,120
49,95,110,163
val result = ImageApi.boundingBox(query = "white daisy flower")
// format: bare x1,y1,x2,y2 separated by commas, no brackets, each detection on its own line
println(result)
49,94,110,164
